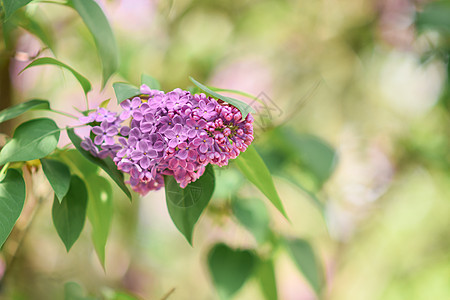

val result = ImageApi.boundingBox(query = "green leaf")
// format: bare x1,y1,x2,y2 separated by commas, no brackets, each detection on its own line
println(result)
257,259,278,300
234,145,288,220
58,149,99,177
113,82,141,104
189,77,255,118
86,174,113,269
1,0,32,21
164,164,215,244
208,243,256,300
284,131,337,186
41,158,71,203
416,0,450,33
0,118,60,165
0,169,26,248
141,74,161,90
0,99,50,124
285,238,324,295
67,128,131,200
22,57,91,96
64,282,97,300
68,0,119,87
231,197,270,244
52,175,88,252
15,9,55,52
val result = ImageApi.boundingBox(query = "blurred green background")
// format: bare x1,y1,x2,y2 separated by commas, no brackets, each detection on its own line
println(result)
1,0,450,299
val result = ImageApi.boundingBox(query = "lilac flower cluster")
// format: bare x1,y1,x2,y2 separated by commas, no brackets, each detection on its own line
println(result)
79,85,254,195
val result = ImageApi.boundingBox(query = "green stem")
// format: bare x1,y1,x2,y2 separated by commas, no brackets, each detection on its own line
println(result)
49,109,78,120
0,163,10,177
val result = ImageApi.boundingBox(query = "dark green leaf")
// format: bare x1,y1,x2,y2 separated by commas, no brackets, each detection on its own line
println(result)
285,238,324,295
234,145,288,219
189,77,255,118
67,128,131,200
86,174,113,269
141,74,161,90
257,259,278,300
1,0,32,21
0,118,60,165
231,197,270,244
0,99,50,124
208,243,256,300
41,158,71,203
0,169,26,248
164,165,215,244
52,175,88,251
22,57,91,95
416,0,450,33
113,82,141,104
68,0,119,87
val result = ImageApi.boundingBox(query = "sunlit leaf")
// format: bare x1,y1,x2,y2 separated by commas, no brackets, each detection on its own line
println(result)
41,158,71,203
141,74,161,90
86,174,113,269
0,169,26,248
113,82,141,104
52,175,88,252
285,238,324,295
67,128,131,200
22,57,91,95
208,243,256,300
189,77,255,118
232,197,270,244
234,145,288,219
0,118,60,165
58,149,99,177
164,165,215,244
257,259,278,300
68,0,119,87
15,9,55,52
0,99,50,124
1,0,32,21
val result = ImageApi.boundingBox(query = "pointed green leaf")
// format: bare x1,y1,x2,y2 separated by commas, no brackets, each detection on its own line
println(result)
68,0,119,87
67,128,131,200
231,197,270,244
141,74,161,90
0,118,60,165
0,99,50,124
164,164,215,244
22,57,91,95
52,175,88,252
208,243,256,300
0,169,26,248
1,0,32,21
58,149,99,177
416,0,450,33
41,158,71,203
86,174,113,268
257,259,278,300
113,82,141,104
285,238,324,295
189,77,255,118
234,145,288,219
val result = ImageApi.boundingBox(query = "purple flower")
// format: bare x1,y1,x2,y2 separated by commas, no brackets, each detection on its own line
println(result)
81,137,99,156
164,124,188,148
120,97,141,120
99,143,121,159
95,108,117,123
196,100,217,119
130,140,158,169
193,133,214,153
92,121,118,145
186,119,207,138
176,142,198,160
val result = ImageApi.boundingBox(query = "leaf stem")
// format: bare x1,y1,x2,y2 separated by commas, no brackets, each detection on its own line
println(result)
0,162,10,178
49,109,78,120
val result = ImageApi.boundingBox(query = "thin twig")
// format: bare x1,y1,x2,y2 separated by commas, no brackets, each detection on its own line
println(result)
160,288,176,300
